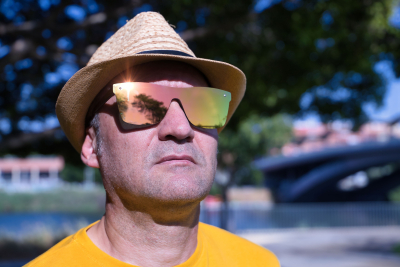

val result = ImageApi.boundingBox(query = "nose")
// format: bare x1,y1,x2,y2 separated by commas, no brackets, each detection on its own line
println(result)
157,100,195,142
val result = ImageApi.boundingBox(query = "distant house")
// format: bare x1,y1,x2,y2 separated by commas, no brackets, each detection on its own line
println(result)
0,156,64,192
282,121,399,157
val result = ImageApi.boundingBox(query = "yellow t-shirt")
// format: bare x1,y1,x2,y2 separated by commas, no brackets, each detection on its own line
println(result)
25,221,279,267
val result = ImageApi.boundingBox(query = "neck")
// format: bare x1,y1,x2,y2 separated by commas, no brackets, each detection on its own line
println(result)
87,195,201,267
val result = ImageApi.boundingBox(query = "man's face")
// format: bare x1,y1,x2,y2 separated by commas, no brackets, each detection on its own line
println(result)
94,61,218,210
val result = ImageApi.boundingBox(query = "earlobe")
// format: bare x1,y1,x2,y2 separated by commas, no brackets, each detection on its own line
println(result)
81,129,100,169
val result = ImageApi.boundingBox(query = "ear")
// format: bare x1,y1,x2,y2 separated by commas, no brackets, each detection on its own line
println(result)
81,127,100,168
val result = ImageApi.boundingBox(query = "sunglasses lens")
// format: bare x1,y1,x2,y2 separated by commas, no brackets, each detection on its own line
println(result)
113,83,231,128
114,83,168,126
179,87,231,128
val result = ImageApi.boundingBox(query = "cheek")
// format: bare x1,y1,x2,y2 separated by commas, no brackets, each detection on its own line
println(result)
98,115,154,173
99,131,155,194
196,130,218,163
104,133,152,166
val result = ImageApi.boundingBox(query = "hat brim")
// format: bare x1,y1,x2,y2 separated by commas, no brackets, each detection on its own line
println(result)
56,54,246,152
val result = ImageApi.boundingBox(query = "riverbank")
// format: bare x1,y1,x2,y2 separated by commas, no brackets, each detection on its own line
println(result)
0,185,105,213
239,226,400,267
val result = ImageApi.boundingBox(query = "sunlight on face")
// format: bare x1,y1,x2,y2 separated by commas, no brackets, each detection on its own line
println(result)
96,61,218,212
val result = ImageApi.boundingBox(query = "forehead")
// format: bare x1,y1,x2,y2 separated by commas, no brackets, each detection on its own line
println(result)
111,61,209,87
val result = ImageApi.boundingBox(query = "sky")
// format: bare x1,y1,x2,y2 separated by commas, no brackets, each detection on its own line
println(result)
295,60,400,128
364,60,400,122
365,81,400,122
295,84,400,127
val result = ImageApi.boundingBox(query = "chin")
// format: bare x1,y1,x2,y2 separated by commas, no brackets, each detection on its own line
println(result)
141,176,213,206
161,183,210,202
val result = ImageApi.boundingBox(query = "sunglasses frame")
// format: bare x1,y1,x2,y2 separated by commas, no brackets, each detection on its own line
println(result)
113,82,231,129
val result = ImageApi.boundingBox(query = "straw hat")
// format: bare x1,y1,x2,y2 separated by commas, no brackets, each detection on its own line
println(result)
56,12,246,152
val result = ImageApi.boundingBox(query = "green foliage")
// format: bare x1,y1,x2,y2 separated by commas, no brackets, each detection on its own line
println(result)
238,114,293,155
60,163,84,183
208,183,222,196
60,164,102,184
235,167,264,187
0,187,105,213
394,243,400,255
188,0,397,128
94,168,103,185
133,94,168,123
1,0,400,166
388,185,400,202
218,114,293,186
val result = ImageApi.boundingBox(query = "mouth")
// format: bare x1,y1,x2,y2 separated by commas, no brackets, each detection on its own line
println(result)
156,155,195,165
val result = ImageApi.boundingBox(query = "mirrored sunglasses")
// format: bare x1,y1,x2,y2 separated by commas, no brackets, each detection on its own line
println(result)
113,82,231,129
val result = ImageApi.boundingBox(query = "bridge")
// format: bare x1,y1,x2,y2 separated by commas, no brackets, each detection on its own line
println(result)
254,140,400,202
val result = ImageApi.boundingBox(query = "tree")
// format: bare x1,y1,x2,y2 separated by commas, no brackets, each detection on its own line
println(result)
216,113,292,229
218,113,293,186
132,94,168,124
0,0,399,164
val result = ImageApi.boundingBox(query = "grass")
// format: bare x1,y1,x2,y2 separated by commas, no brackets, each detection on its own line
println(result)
0,185,106,213
389,186,400,202
394,244,400,255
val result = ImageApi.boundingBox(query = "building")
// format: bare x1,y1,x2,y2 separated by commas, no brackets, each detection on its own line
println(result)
0,156,64,192
281,121,400,156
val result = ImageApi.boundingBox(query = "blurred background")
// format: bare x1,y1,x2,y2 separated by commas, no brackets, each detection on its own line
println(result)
1,0,400,266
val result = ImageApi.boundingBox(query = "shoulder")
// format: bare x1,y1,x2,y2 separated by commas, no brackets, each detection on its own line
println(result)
199,223,280,266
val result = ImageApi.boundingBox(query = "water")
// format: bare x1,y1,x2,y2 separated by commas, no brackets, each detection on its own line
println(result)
1,203,399,236
0,212,103,267
0,203,399,233
1,202,400,266
0,212,103,237
201,202,400,231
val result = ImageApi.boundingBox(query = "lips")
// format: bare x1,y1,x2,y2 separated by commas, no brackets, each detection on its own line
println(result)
156,155,195,164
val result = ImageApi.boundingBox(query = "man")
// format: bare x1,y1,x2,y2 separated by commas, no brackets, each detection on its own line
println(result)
26,12,279,267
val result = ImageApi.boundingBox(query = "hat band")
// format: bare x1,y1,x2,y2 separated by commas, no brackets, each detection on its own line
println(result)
137,50,194,57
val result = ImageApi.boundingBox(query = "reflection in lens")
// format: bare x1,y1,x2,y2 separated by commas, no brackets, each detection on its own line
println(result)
116,95,129,119
114,82,231,128
132,94,168,124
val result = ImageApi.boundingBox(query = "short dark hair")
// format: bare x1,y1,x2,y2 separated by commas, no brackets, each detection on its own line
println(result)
89,112,103,157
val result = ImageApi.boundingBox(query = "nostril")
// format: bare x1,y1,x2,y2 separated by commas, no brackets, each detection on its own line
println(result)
165,134,174,140
164,134,191,143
